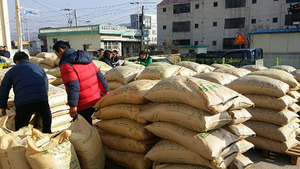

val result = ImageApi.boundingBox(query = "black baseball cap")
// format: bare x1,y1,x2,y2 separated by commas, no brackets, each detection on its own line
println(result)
97,48,104,52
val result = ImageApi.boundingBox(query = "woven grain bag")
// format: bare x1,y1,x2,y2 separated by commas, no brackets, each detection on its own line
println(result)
50,77,63,86
145,122,238,160
228,154,254,169
226,75,290,97
214,67,251,77
148,62,171,67
270,65,296,74
124,64,145,72
96,118,154,140
229,94,254,110
144,76,239,114
66,115,105,169
246,135,298,153
29,57,43,65
36,52,57,59
176,66,197,76
235,139,254,154
146,139,238,169
92,60,112,74
97,128,158,153
223,123,256,140
244,94,296,110
228,109,252,125
241,65,268,72
244,120,299,142
139,103,232,132
46,67,61,77
105,66,140,84
25,131,81,169
94,80,157,108
193,72,238,85
251,69,300,90
293,69,300,82
95,103,147,123
48,84,67,107
104,147,152,169
0,127,32,169
46,74,57,84
247,107,298,126
40,57,57,67
137,65,180,80
176,61,210,74
107,81,124,90
211,63,235,69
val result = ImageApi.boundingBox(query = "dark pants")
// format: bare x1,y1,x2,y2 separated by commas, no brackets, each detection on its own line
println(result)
77,107,95,125
15,101,52,133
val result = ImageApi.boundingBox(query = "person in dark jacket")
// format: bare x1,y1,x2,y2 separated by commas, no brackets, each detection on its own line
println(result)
99,50,114,68
53,41,110,124
112,50,120,67
0,52,51,133
1,46,10,58
136,50,152,66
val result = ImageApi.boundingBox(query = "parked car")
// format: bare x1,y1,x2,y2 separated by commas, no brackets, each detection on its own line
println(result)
218,48,263,67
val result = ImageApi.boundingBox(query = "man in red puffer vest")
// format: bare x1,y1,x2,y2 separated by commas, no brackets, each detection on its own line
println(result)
53,41,109,124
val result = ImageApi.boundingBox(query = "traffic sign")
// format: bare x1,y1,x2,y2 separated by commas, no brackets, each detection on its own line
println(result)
24,8,39,16
233,32,247,45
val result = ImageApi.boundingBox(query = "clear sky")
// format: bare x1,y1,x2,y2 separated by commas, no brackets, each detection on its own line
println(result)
7,0,161,40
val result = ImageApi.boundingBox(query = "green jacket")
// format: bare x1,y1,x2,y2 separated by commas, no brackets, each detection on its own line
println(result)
137,54,152,66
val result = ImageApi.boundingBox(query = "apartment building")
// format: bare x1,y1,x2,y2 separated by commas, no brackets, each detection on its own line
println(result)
157,0,300,52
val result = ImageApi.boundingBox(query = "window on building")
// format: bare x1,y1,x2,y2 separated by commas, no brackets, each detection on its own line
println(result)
212,41,217,46
273,17,278,23
213,22,217,26
163,8,166,12
173,21,191,32
214,2,218,7
286,0,300,2
251,19,256,24
173,3,190,14
173,39,190,46
225,18,245,28
252,0,257,3
223,38,245,49
195,4,199,9
104,42,119,50
195,24,199,28
163,25,167,29
195,41,199,45
53,38,57,44
225,0,246,8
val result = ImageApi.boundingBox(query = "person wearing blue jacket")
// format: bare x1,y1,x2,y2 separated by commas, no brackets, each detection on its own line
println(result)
0,52,52,133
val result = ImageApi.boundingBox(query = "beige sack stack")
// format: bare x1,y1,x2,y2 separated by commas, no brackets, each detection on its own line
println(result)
105,66,143,90
227,71,300,153
139,76,255,169
93,80,159,169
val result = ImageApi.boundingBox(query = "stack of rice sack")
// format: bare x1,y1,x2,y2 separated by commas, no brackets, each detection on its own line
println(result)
104,65,144,91
36,84,71,133
93,80,159,169
0,126,82,169
32,52,59,71
139,76,255,169
227,69,300,153
176,61,215,73
93,60,113,74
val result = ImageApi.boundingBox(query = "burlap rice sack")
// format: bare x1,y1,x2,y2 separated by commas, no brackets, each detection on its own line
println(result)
176,66,197,76
97,128,158,153
250,69,300,90
176,61,210,74
235,139,254,154
36,52,57,59
46,74,57,84
96,118,154,140
211,64,235,69
137,65,181,80
228,154,254,169
40,57,56,67
244,120,299,142
107,81,124,90
226,75,290,97
270,65,296,74
244,94,297,110
193,72,238,85
246,135,299,153
48,84,67,107
241,65,268,72
95,104,147,123
148,62,171,67
144,122,238,160
154,164,208,169
228,109,252,125
144,76,239,114
104,148,152,169
46,67,61,77
223,123,256,140
139,103,232,132
94,80,157,108
247,107,298,126
50,77,63,86
66,115,105,169
213,68,251,77
105,66,140,84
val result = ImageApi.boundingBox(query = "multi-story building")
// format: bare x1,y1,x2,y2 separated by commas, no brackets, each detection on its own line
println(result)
130,14,158,45
157,0,300,52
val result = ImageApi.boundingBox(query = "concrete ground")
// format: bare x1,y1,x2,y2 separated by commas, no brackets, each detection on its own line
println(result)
105,148,300,169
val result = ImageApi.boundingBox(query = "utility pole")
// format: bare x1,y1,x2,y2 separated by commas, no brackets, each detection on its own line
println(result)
15,0,23,51
141,5,144,50
62,8,73,26
74,10,78,26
